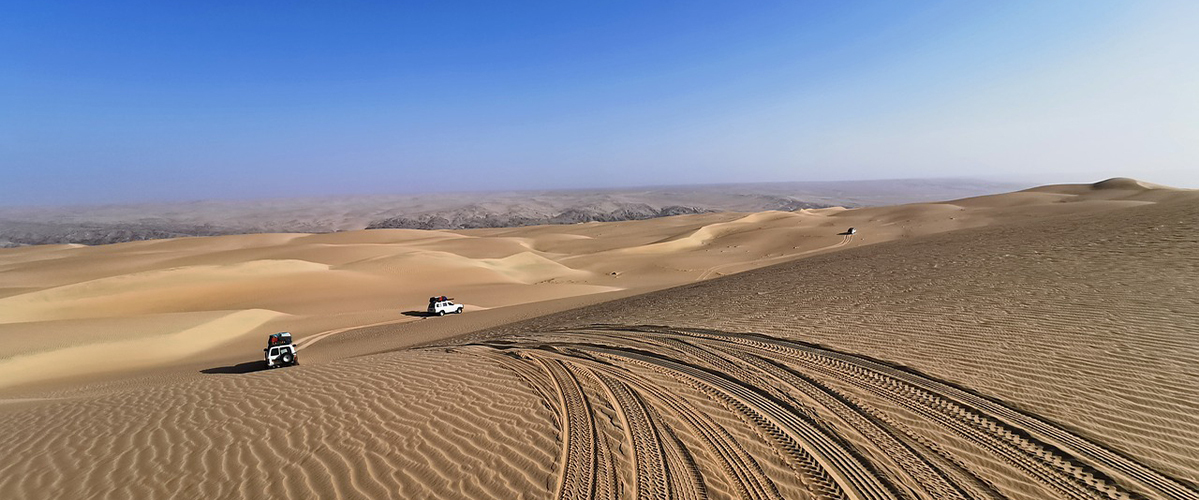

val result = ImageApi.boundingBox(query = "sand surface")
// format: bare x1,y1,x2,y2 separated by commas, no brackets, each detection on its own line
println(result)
0,179,1196,499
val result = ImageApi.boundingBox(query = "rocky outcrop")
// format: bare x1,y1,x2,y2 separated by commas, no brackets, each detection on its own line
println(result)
366,204,710,230
0,220,244,247
1,178,1021,246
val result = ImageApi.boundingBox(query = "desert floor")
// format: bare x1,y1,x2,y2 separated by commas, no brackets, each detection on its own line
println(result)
0,178,1196,499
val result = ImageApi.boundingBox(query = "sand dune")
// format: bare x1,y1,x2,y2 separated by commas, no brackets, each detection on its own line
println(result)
0,260,326,323
0,309,282,389
0,180,1196,499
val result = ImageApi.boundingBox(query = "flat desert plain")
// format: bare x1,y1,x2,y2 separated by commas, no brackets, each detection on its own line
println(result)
0,178,1196,500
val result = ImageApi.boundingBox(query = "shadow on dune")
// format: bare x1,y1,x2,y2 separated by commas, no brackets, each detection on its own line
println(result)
201,361,268,374
402,310,435,318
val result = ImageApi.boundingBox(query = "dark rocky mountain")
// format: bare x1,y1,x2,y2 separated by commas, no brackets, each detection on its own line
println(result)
0,179,1024,246
367,204,714,230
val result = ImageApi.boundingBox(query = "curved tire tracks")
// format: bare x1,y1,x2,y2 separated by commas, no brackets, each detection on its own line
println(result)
457,325,1198,500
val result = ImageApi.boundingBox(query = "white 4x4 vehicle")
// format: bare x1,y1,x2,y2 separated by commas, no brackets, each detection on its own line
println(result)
264,332,298,368
427,296,464,316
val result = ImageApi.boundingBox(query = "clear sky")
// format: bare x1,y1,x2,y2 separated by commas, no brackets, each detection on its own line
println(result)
3,1,1196,205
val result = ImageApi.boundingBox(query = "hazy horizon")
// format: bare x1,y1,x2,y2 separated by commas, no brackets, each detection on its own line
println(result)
0,175,1033,210
4,1,1197,205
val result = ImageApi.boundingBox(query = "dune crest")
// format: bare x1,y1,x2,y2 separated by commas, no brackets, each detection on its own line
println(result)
1091,177,1168,190
477,252,593,283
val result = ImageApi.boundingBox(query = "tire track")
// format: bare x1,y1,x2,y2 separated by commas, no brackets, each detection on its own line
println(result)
592,373,669,500
653,408,709,500
580,344,891,500
674,327,1193,500
455,325,1196,500
726,350,975,500
530,346,788,500
538,357,599,500
294,316,418,352
676,330,1123,499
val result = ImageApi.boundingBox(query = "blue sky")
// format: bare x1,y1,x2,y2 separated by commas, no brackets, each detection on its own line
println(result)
2,1,1196,205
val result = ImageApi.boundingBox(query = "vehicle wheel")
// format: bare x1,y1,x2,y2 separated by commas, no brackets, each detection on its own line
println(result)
456,307,463,314
280,352,294,365
437,310,445,316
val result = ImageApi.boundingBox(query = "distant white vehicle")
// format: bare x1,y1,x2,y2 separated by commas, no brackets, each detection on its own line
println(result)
846,227,857,235
264,332,298,368
428,296,464,316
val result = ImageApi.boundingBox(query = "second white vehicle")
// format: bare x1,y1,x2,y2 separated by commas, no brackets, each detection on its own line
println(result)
428,296,464,316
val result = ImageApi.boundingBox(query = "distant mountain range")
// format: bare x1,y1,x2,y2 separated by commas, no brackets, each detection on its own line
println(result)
0,179,1024,246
